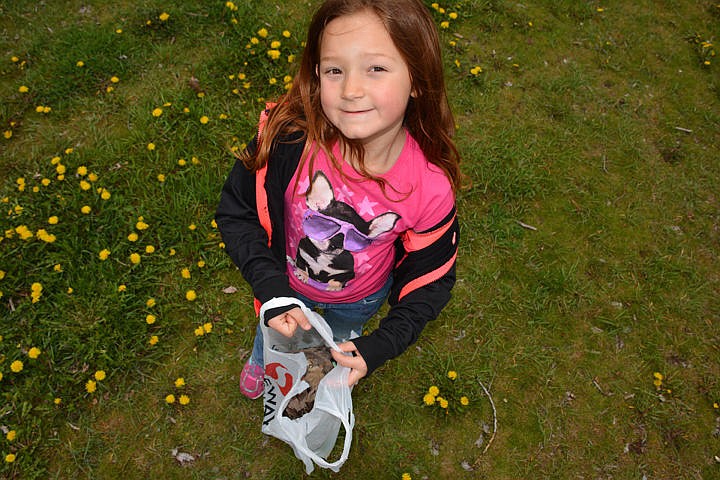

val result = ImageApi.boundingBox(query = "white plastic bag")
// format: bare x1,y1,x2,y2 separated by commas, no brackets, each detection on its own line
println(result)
259,297,355,474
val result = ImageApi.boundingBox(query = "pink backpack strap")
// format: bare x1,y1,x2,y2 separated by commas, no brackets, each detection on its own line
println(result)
255,102,277,247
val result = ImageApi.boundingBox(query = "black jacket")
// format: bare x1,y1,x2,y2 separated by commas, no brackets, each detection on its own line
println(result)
216,134,458,375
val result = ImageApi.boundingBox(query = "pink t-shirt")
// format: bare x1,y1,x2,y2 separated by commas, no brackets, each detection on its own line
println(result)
284,131,454,303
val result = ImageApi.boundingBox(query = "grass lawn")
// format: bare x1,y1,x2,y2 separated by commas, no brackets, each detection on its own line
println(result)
1,0,719,478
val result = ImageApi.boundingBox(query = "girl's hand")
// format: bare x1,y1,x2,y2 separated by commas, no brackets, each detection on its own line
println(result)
331,341,367,386
267,307,311,337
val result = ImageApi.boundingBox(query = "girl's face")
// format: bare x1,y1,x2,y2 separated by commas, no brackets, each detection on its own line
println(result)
318,10,413,151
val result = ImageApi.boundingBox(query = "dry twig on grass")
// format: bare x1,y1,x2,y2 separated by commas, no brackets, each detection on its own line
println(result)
478,378,497,455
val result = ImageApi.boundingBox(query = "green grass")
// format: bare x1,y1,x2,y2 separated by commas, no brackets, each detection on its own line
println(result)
1,0,719,478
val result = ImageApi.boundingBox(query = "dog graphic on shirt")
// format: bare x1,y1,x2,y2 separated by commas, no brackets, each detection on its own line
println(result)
292,171,399,291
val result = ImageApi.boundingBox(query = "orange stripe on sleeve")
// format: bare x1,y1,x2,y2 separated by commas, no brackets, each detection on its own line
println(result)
398,251,457,301
402,213,456,252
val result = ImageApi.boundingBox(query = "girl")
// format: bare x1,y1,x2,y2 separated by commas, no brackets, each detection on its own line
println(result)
216,0,461,399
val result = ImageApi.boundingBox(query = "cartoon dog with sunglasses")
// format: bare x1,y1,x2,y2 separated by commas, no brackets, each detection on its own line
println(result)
291,171,400,291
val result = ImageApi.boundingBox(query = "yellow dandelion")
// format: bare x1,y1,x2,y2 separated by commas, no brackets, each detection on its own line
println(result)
99,249,110,260
428,385,440,396
199,116,209,124
5,453,16,463
6,430,17,441
129,253,141,264
110,76,119,83
146,314,156,325
157,174,165,182
174,377,185,388
149,335,159,346
181,268,191,279
146,298,156,308
94,370,106,381
18,85,29,93
179,394,190,405
282,30,291,38
128,232,139,242
203,322,213,333
145,245,155,254
81,205,91,214
136,220,149,230
186,290,197,301
448,370,457,380
28,347,41,359
460,396,470,406
54,397,62,405
118,284,127,292
152,107,163,117
423,393,436,405
86,379,97,393
147,142,156,151
159,12,169,21
165,394,176,404
257,28,268,38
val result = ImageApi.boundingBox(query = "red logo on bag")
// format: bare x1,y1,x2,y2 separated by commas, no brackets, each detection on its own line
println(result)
265,362,293,396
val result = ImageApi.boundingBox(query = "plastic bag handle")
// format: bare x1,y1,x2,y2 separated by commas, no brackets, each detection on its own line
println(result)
260,297,342,353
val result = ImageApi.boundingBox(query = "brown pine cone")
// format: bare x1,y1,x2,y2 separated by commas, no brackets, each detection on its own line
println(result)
283,347,334,419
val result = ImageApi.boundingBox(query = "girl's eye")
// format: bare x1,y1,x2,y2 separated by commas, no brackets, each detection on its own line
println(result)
324,67,342,75
370,66,387,72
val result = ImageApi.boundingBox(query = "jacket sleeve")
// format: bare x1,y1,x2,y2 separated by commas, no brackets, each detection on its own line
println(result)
351,206,459,375
215,138,295,304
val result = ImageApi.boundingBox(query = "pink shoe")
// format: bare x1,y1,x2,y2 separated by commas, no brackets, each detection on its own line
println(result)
240,361,264,399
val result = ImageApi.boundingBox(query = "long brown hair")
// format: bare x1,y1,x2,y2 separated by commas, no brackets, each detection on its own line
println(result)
244,0,462,193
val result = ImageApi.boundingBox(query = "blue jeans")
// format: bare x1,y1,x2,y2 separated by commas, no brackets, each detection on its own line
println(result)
249,277,392,368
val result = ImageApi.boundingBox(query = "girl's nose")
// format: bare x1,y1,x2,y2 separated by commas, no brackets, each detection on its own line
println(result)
341,73,364,100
